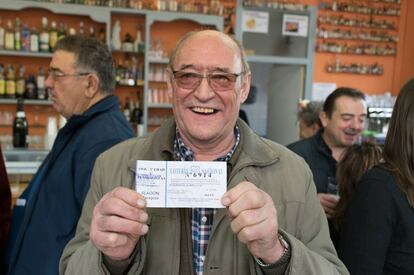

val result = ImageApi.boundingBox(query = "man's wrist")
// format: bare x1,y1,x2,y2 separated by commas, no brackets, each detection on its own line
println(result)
254,232,291,267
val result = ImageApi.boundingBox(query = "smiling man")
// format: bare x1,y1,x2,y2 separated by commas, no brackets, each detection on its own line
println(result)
288,88,367,247
60,30,348,275
5,35,134,275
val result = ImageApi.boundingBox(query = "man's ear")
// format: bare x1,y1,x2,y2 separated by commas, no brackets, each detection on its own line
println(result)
319,111,329,128
166,69,174,99
84,74,99,98
240,73,252,103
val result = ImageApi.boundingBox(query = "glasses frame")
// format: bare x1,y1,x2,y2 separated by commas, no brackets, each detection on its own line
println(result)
171,69,245,92
48,68,92,81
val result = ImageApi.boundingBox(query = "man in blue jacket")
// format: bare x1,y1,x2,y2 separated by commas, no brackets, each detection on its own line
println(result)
4,35,134,275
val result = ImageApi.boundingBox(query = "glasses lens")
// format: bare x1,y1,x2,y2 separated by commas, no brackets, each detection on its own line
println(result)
210,74,237,91
174,71,201,89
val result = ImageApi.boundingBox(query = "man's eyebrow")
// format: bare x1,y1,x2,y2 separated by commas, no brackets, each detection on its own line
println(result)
49,66,63,73
340,113,367,117
175,64,231,72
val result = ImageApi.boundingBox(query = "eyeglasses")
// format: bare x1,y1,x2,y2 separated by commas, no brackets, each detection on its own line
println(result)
171,69,245,91
48,68,91,81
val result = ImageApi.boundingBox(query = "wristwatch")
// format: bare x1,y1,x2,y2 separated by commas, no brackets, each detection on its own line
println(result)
254,233,291,267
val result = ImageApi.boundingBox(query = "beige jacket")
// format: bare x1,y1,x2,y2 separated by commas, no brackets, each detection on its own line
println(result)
60,118,349,275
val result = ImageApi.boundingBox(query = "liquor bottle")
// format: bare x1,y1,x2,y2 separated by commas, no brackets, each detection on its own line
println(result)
79,21,85,36
13,98,29,148
134,26,143,53
5,64,16,98
0,16,5,49
89,25,96,39
4,19,14,50
21,23,30,52
14,17,21,51
49,21,58,50
30,26,39,52
39,17,50,52
0,64,5,98
16,65,26,98
58,22,66,41
37,66,47,100
111,20,121,50
123,97,131,122
25,74,37,99
131,100,143,124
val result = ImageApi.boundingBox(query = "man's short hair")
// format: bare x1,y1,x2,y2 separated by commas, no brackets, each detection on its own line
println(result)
298,101,323,127
323,87,366,118
54,35,115,94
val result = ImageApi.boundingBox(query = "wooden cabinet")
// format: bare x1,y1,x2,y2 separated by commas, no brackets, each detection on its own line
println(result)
0,0,223,147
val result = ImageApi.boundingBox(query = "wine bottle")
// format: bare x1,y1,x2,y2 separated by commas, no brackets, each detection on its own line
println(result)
13,98,28,148
39,17,50,52
16,65,25,98
36,66,46,100
0,16,5,49
0,64,5,98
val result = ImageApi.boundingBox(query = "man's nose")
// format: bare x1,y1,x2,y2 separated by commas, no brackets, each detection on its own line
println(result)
351,118,364,130
45,74,53,88
194,77,215,101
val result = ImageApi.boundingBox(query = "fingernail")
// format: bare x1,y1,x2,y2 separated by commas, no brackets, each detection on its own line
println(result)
137,199,146,208
140,212,148,222
221,196,230,206
142,224,149,234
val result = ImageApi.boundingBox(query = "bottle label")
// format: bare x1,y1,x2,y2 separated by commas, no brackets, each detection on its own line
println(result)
6,80,15,96
16,80,25,96
37,75,45,89
50,32,58,49
30,35,39,52
15,32,21,51
5,32,14,50
0,79,5,95
0,28,4,49
40,32,49,52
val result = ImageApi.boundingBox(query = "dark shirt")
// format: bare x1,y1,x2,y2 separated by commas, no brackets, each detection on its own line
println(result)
6,95,134,275
287,130,337,193
339,167,414,275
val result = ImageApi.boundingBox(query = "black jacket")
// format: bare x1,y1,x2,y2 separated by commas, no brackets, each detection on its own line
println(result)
287,130,337,193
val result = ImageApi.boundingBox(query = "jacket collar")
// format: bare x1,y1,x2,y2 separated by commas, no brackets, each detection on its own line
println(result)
62,95,118,132
127,117,280,172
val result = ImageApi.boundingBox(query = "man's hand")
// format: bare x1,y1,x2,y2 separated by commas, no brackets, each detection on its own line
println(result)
221,181,284,264
317,193,339,219
90,187,149,261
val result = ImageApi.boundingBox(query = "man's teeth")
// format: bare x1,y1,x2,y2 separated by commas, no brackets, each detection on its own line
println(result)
192,107,215,114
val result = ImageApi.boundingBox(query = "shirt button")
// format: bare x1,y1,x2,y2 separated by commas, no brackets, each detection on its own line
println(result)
201,216,207,223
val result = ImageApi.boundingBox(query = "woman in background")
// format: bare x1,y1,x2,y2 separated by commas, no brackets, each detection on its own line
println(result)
330,142,382,247
339,79,414,275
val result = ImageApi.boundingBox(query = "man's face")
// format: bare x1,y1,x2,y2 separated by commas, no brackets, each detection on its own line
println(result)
45,50,90,119
167,33,251,146
321,96,367,148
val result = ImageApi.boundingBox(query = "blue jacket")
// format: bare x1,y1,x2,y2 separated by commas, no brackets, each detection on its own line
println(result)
287,130,337,194
6,95,134,275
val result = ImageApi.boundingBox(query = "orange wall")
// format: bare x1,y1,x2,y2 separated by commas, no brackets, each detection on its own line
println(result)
311,0,405,95
393,0,414,94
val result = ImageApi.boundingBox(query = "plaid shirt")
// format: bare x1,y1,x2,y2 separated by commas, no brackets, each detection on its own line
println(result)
173,126,240,275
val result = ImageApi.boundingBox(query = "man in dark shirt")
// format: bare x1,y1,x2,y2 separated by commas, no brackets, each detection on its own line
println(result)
5,35,134,275
288,87,367,220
